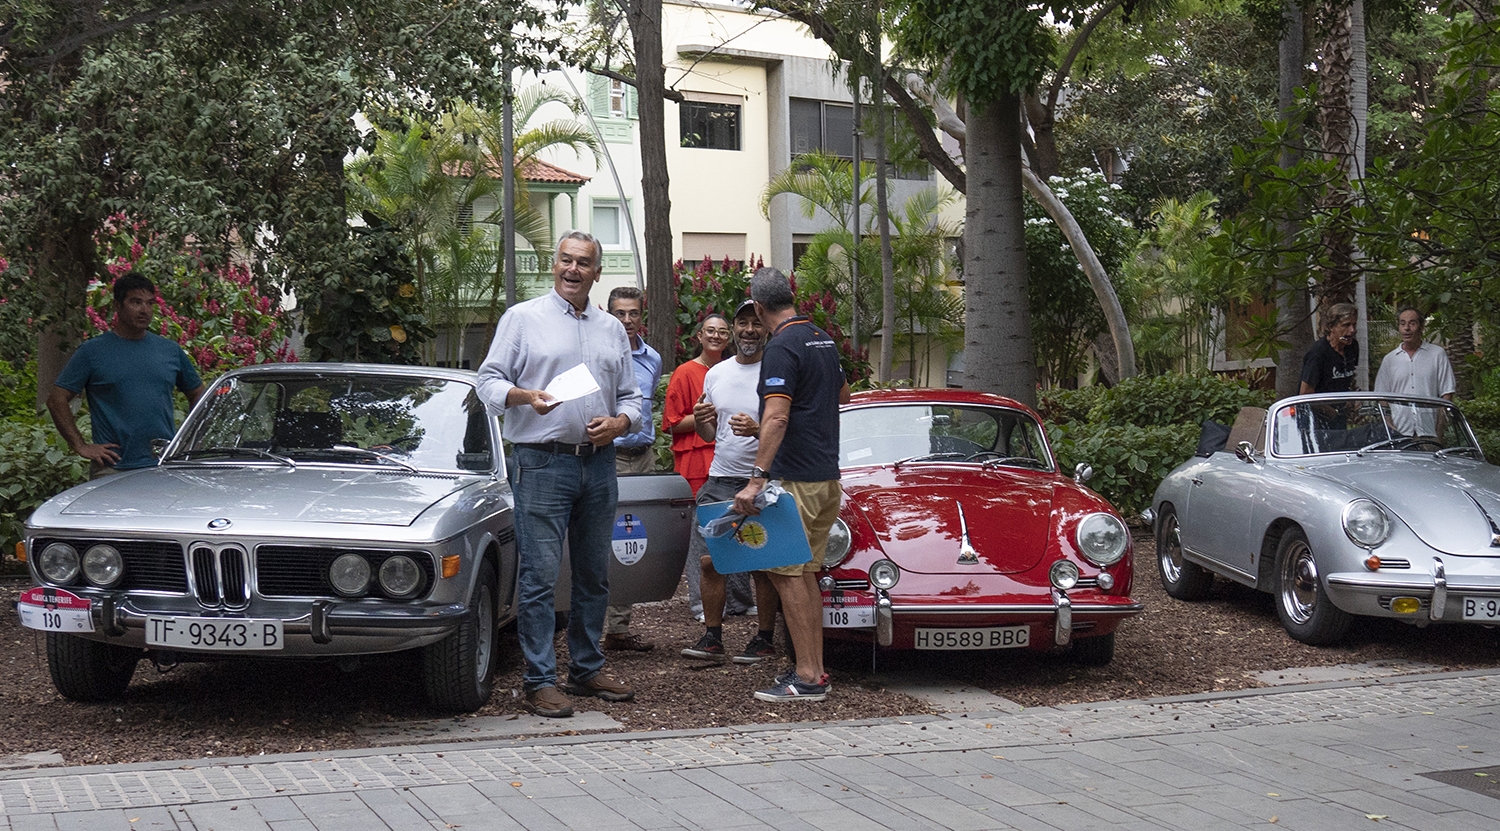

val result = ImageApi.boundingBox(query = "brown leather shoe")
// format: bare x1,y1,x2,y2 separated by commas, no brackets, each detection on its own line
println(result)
523,686,574,718
563,672,635,702
602,633,655,652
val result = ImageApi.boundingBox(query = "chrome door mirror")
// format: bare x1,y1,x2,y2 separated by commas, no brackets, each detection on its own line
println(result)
1234,440,1256,462
150,438,170,458
1074,462,1093,484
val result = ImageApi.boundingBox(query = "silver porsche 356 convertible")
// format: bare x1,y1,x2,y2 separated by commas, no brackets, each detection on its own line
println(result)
1152,392,1500,645
15,363,691,712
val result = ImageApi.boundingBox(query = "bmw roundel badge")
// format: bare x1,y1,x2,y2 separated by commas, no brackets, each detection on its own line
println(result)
207,518,232,530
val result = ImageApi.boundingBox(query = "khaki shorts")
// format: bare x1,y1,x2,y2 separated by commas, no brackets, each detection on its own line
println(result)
766,479,842,577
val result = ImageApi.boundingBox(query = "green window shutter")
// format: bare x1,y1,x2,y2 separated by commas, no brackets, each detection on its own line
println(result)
627,82,638,120
588,74,609,118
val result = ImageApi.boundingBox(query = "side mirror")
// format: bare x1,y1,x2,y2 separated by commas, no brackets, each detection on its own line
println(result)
150,438,170,458
1234,440,1256,462
1074,462,1093,484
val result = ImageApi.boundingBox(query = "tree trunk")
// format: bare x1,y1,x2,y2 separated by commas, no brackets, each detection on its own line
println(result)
34,227,96,410
627,0,676,368
1316,0,1356,312
961,96,1035,405
873,91,897,382
1275,2,1315,399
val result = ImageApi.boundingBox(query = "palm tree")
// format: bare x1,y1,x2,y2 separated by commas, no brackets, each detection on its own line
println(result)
762,151,963,384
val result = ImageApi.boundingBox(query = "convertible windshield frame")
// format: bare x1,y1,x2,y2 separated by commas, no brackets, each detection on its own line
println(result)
1267,393,1483,461
838,402,1056,472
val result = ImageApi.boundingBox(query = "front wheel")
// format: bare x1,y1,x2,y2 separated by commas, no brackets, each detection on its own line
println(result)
47,634,140,702
421,564,499,712
1274,527,1352,645
1157,506,1213,600
1069,632,1115,666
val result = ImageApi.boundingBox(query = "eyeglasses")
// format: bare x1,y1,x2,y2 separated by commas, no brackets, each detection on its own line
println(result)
612,309,643,320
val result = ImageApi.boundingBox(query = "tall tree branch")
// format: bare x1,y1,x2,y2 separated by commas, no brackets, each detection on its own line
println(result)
15,0,243,68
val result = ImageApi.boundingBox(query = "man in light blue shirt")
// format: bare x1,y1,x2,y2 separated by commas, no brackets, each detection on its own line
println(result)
603,285,664,652
476,231,642,718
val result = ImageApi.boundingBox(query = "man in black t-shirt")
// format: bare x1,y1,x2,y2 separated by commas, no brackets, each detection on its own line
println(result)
734,267,848,703
1300,302,1360,395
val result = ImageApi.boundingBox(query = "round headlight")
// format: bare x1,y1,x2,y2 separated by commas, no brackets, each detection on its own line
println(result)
82,544,124,587
869,559,901,590
329,553,372,596
1343,499,1390,548
825,518,852,566
1075,512,1128,566
1050,559,1080,590
378,555,423,599
38,543,80,584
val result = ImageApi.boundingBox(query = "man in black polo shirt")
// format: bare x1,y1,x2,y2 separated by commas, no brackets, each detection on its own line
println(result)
734,267,849,703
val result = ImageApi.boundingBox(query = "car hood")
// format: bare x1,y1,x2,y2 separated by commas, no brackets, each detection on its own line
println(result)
1301,457,1500,555
56,466,470,528
844,468,1054,575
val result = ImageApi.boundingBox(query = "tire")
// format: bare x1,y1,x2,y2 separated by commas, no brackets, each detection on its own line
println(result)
1156,506,1213,601
1069,632,1115,666
1274,527,1353,645
422,563,499,713
47,634,139,702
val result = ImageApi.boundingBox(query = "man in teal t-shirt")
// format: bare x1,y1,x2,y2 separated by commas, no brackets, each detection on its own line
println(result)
48,272,205,477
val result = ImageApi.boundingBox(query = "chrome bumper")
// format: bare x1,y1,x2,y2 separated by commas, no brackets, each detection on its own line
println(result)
1326,556,1500,622
869,590,1143,647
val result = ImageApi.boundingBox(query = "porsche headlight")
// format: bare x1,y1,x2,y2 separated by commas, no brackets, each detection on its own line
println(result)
82,544,125,587
38,542,80,584
329,553,372,596
378,555,423,599
869,559,901,590
1342,499,1390,548
1075,513,1128,566
825,518,852,566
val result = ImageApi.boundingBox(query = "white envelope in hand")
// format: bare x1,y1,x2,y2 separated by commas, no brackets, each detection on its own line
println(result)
544,363,601,403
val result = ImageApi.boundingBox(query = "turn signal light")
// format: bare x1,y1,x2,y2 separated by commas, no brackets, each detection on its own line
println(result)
14,542,25,563
441,555,461,579
1364,555,1382,571
1391,597,1422,615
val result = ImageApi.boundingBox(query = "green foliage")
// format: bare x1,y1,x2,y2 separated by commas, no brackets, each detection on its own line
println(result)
1087,373,1273,428
1026,170,1139,384
1042,373,1273,515
301,220,432,364
1048,422,1198,518
890,0,1081,105
0,420,89,553
1460,397,1500,432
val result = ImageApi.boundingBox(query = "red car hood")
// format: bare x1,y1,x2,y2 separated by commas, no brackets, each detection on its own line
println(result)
845,468,1055,575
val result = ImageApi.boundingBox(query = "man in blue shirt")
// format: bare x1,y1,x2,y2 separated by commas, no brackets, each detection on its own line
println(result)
603,285,663,652
48,272,205,478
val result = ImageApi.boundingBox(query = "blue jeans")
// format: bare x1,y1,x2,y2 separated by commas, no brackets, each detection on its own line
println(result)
509,444,617,691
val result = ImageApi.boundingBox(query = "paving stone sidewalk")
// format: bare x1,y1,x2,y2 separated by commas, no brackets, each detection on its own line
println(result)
1,668,1498,830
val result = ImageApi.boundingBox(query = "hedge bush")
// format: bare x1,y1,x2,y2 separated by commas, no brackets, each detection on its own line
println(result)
0,420,89,555
1036,386,1106,425
1048,421,1198,518
1086,373,1272,428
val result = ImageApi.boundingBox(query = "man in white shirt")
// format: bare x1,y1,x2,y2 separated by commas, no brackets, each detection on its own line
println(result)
680,299,782,664
1374,305,1457,437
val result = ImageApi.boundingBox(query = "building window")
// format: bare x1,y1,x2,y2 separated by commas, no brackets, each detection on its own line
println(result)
680,100,741,150
790,97,930,180
609,78,628,119
592,202,626,248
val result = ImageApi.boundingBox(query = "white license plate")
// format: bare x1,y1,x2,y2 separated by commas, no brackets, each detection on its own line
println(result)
16,587,94,633
824,605,874,628
1462,597,1500,621
147,617,284,651
914,625,1030,651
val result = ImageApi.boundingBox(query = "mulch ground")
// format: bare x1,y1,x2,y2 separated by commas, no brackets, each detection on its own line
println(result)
3,534,1498,766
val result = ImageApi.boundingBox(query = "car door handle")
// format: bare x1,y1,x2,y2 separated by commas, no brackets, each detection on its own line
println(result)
1190,477,1203,486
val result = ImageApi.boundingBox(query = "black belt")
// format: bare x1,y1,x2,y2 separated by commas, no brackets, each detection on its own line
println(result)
615,445,650,458
517,441,599,457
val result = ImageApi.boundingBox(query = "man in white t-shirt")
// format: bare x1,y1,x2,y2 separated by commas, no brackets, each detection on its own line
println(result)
1374,305,1456,436
680,299,783,664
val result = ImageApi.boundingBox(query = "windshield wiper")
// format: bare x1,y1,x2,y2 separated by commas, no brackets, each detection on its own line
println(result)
165,446,296,467
982,456,1047,470
892,451,966,468
1435,445,1481,460
327,445,420,473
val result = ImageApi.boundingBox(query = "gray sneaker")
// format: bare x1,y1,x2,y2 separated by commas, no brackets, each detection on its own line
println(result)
732,633,776,664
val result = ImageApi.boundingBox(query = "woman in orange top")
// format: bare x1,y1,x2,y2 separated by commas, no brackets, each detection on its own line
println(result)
663,313,730,495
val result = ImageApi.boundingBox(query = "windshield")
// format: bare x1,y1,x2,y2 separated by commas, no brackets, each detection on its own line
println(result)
1271,397,1480,458
839,404,1054,471
172,374,496,472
